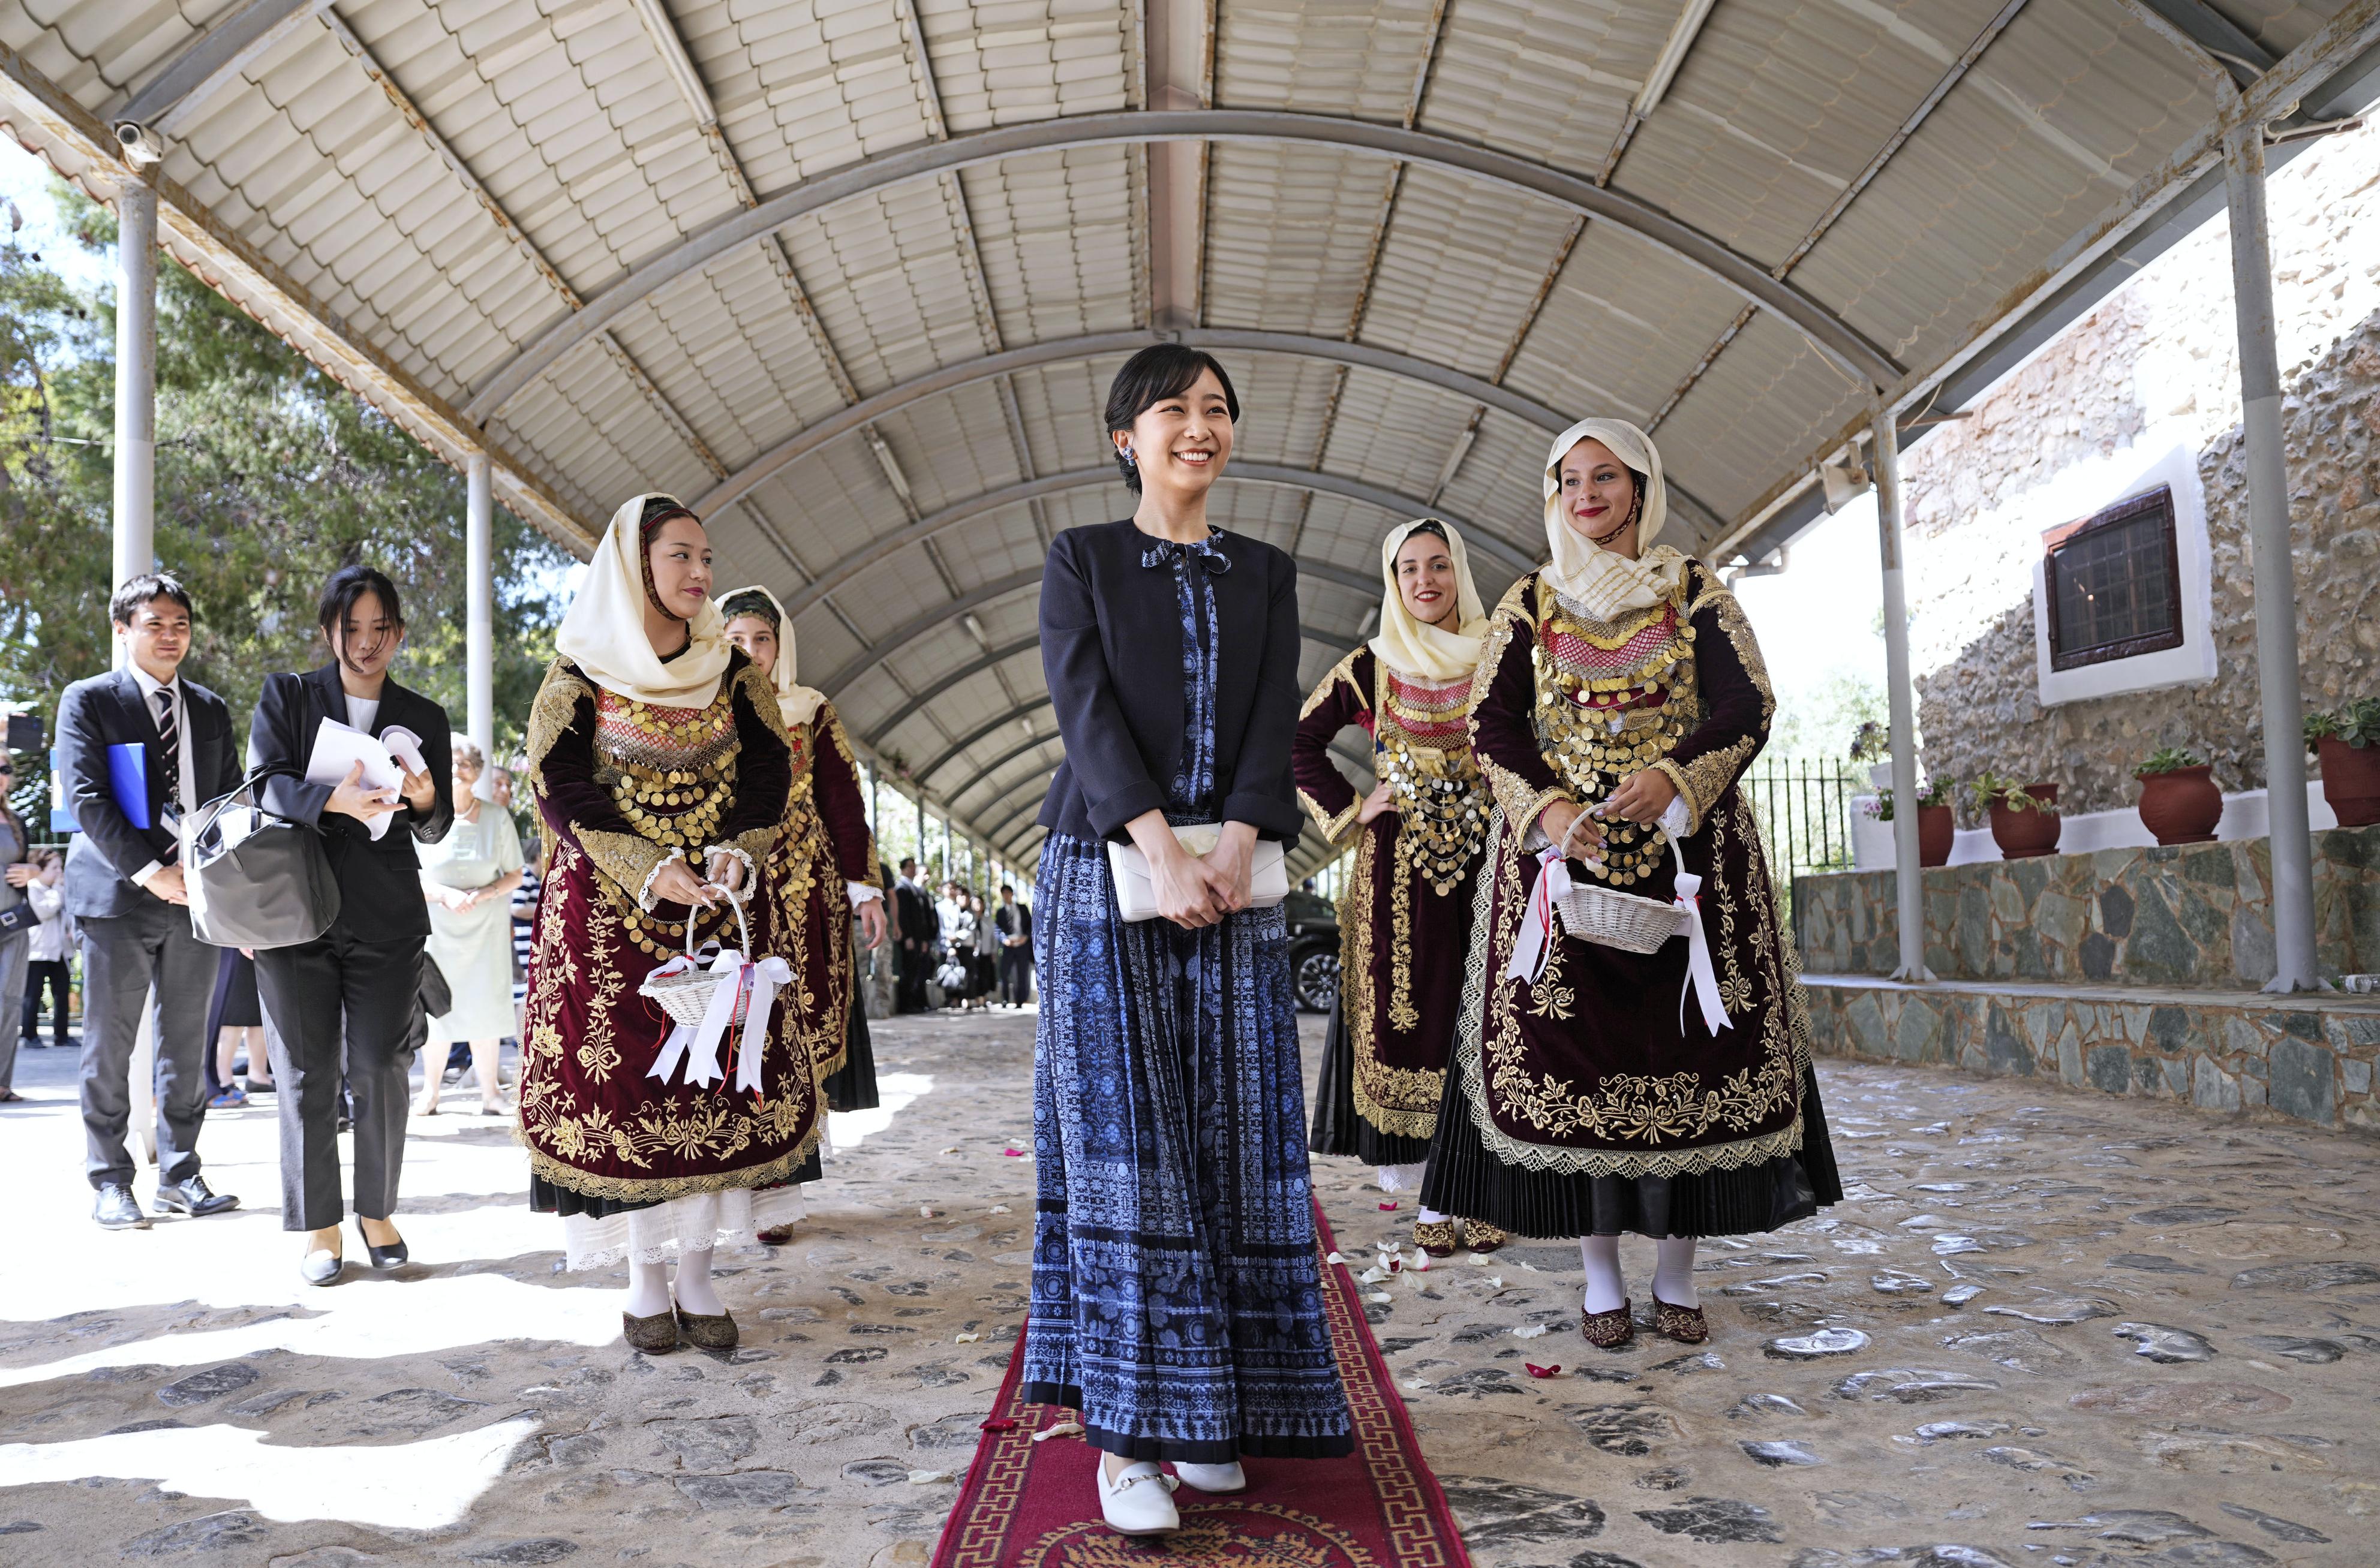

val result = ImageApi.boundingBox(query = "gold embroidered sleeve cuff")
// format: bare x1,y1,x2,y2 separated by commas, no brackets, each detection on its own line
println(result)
606,841,682,911
1489,770,1570,841
1301,788,1364,845
1651,760,1703,838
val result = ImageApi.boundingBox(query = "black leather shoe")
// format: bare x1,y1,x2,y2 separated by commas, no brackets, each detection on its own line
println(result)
356,1218,409,1269
94,1184,151,1230
154,1176,240,1218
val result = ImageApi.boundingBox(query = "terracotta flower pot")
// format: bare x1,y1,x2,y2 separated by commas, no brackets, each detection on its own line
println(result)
1988,784,2062,859
2318,736,2380,827
1917,803,1955,867
2137,764,2222,845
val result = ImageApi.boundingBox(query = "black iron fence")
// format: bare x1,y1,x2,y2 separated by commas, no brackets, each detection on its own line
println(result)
1739,759,1862,902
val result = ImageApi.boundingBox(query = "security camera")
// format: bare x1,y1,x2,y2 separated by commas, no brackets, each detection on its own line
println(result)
115,122,164,167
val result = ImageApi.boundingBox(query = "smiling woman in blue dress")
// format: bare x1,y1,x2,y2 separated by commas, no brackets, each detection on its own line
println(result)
1023,344,1351,1540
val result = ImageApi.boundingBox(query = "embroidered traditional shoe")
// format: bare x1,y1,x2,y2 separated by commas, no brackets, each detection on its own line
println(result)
1413,1218,1460,1258
1462,1220,1509,1254
1171,1460,1246,1493
674,1305,739,1350
1651,1291,1708,1344
622,1308,680,1353
1096,1458,1180,1537
1580,1298,1635,1350
755,1226,795,1245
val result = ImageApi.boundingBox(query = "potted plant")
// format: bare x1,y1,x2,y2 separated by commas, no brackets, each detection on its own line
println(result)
2135,747,2222,845
2307,699,2380,827
1874,778,1957,866
1850,720,1892,789
1973,772,2060,859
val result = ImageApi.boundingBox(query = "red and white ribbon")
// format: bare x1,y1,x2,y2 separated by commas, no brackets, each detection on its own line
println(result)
1506,847,1572,986
1671,859,1731,1036
649,949,794,1093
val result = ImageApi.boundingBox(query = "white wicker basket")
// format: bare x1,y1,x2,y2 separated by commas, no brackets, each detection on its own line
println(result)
639,885,753,1026
1550,832,1690,954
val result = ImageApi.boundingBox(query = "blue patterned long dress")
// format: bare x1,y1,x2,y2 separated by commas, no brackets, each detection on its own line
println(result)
1021,530,1354,1463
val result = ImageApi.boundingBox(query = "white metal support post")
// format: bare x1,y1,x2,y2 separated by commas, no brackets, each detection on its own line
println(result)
112,174,160,1154
1870,410,1931,982
2222,120,2321,992
112,179,158,627
465,451,494,757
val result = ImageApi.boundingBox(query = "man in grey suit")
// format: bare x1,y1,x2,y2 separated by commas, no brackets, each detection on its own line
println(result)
56,575,243,1229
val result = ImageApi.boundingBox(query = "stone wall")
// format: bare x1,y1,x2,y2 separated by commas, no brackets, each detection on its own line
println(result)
1803,979,2380,1134
1899,125,2380,821
1793,824,2380,987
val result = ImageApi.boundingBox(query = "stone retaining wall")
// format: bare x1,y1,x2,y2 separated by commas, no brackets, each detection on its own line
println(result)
1793,825,2380,986
1804,979,2380,1134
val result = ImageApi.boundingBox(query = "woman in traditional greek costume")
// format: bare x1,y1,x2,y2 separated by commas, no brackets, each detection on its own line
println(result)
716,585,887,1245
1420,420,1841,1349
519,496,810,1353
1296,518,1506,1259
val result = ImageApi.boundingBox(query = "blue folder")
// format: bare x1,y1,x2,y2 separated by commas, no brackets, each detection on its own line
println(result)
107,742,152,830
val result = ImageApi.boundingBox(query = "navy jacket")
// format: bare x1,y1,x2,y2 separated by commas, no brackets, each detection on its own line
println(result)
250,665,454,944
56,667,242,920
1035,519,1304,845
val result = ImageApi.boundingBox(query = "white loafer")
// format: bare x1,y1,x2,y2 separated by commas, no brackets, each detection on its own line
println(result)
1096,1458,1180,1536
1172,1459,1246,1493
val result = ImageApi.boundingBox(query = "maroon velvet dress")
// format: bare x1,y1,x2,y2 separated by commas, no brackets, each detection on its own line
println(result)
1419,561,1842,1238
1293,647,1491,1170
764,699,881,1112
519,649,823,1223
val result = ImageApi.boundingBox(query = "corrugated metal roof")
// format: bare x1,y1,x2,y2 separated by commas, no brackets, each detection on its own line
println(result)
1,0,2367,869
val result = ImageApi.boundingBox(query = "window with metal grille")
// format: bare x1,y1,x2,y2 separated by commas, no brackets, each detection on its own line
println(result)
2042,485,2183,671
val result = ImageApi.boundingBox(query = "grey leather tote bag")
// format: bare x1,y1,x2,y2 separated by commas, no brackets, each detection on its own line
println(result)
182,765,342,949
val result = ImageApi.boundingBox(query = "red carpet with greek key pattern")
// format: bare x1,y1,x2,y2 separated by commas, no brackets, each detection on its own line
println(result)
928,1202,1472,1567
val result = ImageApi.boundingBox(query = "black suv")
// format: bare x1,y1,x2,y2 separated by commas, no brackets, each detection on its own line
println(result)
1282,889,1341,1013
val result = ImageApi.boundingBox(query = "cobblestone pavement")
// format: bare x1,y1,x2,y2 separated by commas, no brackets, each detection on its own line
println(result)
2,1009,2377,1566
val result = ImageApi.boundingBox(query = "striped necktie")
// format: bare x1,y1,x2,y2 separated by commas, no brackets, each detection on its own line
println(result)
154,687,182,820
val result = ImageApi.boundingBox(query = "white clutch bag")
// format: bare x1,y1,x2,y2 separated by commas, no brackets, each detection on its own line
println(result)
1106,824,1289,923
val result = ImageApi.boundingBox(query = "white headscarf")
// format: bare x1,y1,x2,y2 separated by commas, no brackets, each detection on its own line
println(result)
555,493,734,711
717,583,825,728
1368,518,1489,682
1541,417,1690,619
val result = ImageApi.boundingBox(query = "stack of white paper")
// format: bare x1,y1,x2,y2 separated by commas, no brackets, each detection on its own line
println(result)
305,720,429,841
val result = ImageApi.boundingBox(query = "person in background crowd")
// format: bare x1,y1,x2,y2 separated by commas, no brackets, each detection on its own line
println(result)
519,495,807,1355
417,739,524,1117
251,564,453,1285
937,883,974,1010
994,882,1032,1008
0,763,31,1103
203,949,269,1108
893,857,934,1013
19,850,73,1055
968,889,999,1011
56,575,245,1225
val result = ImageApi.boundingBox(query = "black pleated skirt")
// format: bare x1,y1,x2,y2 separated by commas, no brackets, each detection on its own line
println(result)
822,971,881,1113
1307,997,1434,1168
1420,1054,1843,1240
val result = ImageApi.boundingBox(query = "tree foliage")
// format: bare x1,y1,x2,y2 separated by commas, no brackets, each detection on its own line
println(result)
0,182,572,796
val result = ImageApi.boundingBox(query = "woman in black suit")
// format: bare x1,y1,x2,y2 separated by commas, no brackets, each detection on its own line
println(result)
251,565,453,1286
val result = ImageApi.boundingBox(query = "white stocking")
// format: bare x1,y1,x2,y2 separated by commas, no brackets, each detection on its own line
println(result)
672,1244,723,1316
1417,1207,1449,1224
1580,1233,1624,1314
1654,1235,1699,1308
626,1259,671,1319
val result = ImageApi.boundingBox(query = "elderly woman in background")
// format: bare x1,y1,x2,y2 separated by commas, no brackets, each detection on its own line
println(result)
419,739,525,1116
